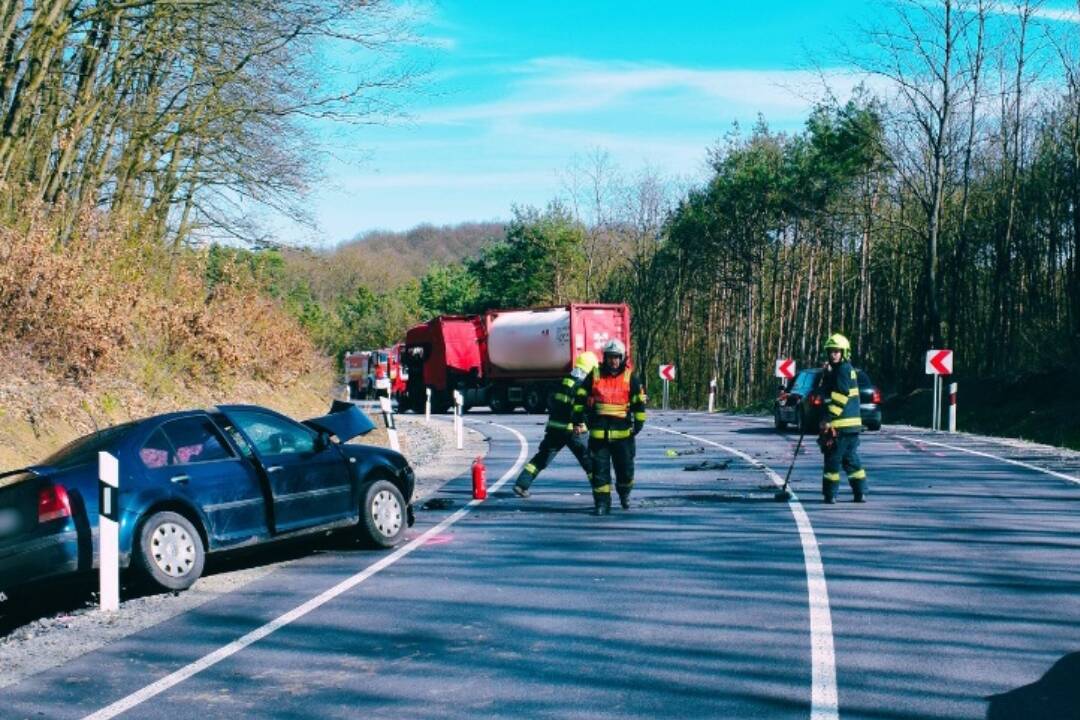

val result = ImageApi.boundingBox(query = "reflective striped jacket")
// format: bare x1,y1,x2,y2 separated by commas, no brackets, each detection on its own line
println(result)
580,364,646,441
544,368,589,433
821,360,862,433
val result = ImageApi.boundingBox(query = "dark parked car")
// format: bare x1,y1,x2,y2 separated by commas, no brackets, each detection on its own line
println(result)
0,402,414,595
774,367,882,432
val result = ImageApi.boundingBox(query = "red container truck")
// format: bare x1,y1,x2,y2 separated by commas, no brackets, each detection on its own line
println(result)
402,303,631,413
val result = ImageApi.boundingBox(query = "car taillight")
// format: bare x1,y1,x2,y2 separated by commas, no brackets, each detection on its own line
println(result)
872,388,881,403
38,485,71,523
810,394,823,406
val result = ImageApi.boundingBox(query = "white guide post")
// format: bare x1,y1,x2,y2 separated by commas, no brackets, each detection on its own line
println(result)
948,382,957,433
98,451,120,612
453,390,464,450
425,387,431,423
708,378,716,414
379,396,400,452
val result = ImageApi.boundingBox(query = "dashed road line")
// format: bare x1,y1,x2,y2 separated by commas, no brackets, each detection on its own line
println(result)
897,435,1080,486
650,424,839,720
82,422,528,720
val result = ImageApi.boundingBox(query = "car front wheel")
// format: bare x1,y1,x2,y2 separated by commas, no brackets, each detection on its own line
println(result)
358,479,406,548
136,511,205,592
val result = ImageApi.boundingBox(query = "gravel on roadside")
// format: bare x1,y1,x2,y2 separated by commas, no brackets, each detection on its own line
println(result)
0,413,485,689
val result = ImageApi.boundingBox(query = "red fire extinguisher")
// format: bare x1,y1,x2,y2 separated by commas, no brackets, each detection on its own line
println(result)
472,456,487,500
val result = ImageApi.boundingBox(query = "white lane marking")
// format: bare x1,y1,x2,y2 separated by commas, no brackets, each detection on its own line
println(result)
82,423,528,720
896,435,1080,486
651,424,839,720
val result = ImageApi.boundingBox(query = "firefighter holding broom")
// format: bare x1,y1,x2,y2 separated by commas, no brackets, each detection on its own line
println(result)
818,334,869,504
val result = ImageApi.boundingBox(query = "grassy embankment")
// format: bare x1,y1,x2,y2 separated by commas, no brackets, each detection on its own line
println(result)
0,206,336,470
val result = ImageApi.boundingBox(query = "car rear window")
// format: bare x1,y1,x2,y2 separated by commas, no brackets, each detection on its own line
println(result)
41,423,135,469
856,370,873,389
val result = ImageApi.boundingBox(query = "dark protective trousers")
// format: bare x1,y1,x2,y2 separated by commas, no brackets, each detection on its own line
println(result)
589,436,635,500
517,430,591,490
822,433,868,500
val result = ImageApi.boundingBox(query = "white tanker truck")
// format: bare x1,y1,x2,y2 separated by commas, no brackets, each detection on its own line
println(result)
401,303,631,413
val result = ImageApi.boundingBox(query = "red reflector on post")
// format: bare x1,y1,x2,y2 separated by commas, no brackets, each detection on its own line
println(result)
38,485,71,523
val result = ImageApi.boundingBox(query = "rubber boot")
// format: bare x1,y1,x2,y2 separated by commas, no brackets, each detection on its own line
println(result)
592,492,611,516
822,479,836,504
513,468,534,498
617,489,631,510
851,478,867,503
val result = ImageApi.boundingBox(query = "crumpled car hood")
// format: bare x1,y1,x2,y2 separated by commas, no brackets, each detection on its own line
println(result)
303,400,376,442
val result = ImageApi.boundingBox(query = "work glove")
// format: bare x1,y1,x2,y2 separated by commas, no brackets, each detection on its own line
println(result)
817,424,837,453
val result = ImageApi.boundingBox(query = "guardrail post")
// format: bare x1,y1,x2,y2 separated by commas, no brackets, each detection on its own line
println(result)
948,382,957,433
98,451,120,612
379,396,400,452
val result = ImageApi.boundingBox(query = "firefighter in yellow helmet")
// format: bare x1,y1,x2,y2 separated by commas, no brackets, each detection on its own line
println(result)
579,339,646,515
818,333,868,503
513,351,599,498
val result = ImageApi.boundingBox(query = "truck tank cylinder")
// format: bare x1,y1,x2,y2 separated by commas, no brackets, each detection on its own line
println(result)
487,309,571,372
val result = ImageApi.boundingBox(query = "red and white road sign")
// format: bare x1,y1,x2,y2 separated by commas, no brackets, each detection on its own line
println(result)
658,364,676,381
774,358,796,379
925,349,953,375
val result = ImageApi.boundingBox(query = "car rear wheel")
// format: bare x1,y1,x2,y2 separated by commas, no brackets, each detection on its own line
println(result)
357,479,406,548
137,511,205,592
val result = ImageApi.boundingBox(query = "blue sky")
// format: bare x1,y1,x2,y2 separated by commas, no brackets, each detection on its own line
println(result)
275,0,1079,245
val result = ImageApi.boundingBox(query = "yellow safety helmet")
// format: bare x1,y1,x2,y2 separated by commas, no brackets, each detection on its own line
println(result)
574,351,599,374
823,333,851,359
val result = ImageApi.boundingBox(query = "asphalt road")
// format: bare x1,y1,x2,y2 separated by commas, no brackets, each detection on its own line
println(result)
1,412,1078,720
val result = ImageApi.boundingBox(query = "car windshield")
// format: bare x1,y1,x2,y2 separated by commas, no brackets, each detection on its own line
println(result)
40,423,136,469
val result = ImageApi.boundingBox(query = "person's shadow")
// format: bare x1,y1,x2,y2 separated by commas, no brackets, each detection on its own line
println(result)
986,651,1080,719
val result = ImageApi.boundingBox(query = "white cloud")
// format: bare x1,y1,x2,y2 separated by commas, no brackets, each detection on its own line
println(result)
420,58,875,126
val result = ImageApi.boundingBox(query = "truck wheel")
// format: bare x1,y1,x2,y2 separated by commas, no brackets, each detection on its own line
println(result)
431,390,451,414
357,479,406,548
136,511,205,592
524,387,547,414
488,388,512,414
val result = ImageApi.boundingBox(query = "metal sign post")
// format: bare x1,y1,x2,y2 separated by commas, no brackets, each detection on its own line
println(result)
379,396,400,452
453,390,464,450
658,365,675,410
98,451,120,612
925,349,953,432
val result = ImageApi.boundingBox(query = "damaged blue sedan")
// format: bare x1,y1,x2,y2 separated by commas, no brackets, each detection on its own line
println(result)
0,401,414,593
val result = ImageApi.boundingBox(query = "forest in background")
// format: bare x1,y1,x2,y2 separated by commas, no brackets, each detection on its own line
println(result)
0,0,1078,449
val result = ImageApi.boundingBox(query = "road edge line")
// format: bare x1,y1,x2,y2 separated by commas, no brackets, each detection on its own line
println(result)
81,424,529,720
650,425,839,720
895,435,1080,486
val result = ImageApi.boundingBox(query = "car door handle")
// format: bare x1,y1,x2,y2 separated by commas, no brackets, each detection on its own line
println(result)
170,475,190,485
266,466,283,474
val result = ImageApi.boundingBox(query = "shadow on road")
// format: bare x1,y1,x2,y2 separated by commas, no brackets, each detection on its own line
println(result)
986,651,1080,720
